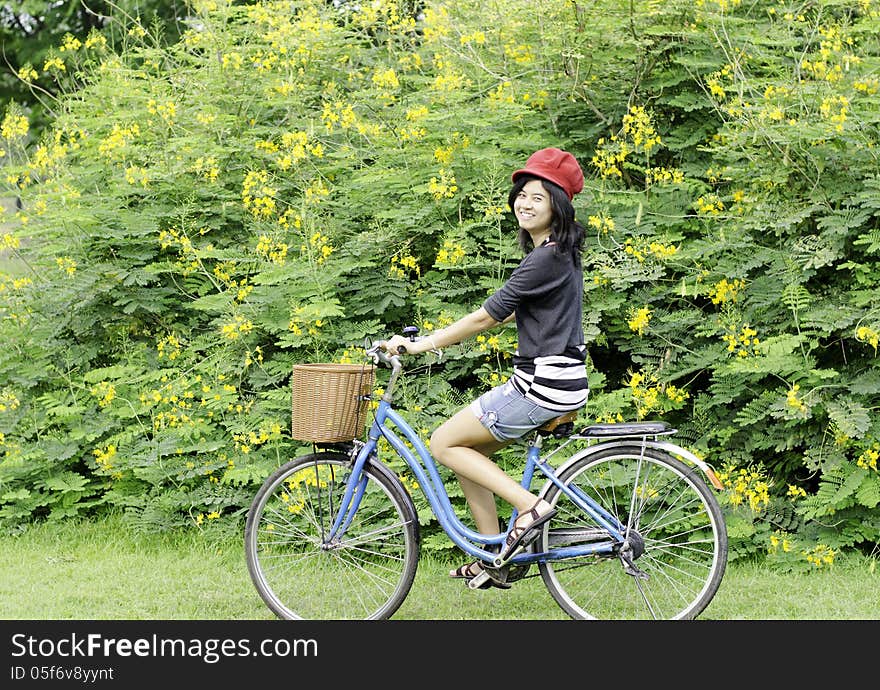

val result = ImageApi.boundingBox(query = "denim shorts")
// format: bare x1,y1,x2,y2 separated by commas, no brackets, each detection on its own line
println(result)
469,380,562,442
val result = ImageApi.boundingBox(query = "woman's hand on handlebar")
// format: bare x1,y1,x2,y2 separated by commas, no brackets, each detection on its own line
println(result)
383,334,416,355
378,329,442,358
384,333,442,356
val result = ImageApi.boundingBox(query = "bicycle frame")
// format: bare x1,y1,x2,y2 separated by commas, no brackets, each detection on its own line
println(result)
248,346,728,620
326,395,628,566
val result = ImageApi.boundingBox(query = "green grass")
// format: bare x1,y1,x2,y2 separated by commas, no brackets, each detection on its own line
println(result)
1,514,878,620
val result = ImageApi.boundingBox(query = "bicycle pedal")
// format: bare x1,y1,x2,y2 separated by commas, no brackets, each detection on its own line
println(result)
467,569,492,589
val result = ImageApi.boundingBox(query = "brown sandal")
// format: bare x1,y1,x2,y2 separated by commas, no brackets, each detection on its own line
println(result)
449,560,511,590
498,500,557,561
449,561,482,579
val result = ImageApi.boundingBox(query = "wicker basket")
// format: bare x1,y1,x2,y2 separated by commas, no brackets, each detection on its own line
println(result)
291,363,375,443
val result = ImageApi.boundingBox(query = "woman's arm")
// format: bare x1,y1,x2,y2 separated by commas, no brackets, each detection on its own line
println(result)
385,306,503,355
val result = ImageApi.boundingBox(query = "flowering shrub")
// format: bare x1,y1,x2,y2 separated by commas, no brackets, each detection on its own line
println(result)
1,0,879,566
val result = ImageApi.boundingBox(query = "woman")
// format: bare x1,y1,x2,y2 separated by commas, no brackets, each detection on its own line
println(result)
384,147,588,587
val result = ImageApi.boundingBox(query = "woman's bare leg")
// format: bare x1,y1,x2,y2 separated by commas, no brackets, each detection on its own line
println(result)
455,474,501,534
430,406,546,530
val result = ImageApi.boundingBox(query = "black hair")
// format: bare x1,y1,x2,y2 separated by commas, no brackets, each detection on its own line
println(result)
507,175,584,267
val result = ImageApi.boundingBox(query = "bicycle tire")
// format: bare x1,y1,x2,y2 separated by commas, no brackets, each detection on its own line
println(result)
536,445,727,620
245,451,420,620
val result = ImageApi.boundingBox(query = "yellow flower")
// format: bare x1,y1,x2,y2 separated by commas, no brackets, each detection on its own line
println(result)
587,214,615,234
93,444,117,472
787,485,807,499
622,105,661,153
627,306,652,335
17,65,39,82
56,256,77,276
786,384,808,414
856,444,879,472
709,278,746,305
427,168,458,199
2,233,20,250
42,57,66,72
856,326,879,354
803,544,836,568
1,113,28,140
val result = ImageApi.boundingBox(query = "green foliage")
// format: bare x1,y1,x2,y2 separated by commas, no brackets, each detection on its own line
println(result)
0,0,185,134
2,0,880,570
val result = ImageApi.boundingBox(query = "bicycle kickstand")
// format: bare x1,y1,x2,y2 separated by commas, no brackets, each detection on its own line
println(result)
619,549,649,580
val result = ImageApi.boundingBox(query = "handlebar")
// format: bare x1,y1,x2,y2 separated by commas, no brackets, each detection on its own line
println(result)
366,336,441,404
367,341,403,369
366,335,441,369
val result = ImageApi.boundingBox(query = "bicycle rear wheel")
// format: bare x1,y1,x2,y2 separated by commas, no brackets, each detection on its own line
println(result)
245,451,420,620
537,445,727,620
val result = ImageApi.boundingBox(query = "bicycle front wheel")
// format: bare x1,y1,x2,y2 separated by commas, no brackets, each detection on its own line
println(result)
245,451,420,620
537,445,727,620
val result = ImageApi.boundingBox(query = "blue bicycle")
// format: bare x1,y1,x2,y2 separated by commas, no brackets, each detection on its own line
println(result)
245,336,728,620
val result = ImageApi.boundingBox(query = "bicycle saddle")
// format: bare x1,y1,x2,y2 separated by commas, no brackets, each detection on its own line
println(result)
538,411,578,438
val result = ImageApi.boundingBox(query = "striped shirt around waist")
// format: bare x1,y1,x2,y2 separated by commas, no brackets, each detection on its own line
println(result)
510,349,589,412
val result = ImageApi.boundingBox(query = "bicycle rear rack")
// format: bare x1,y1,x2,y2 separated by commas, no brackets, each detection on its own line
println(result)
573,421,676,439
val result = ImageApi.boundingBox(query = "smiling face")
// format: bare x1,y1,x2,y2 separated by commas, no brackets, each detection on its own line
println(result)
513,178,554,243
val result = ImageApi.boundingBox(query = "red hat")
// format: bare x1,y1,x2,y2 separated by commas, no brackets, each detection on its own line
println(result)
512,147,584,200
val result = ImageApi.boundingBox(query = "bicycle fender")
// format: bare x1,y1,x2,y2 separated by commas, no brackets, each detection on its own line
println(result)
539,441,724,494
650,441,724,489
